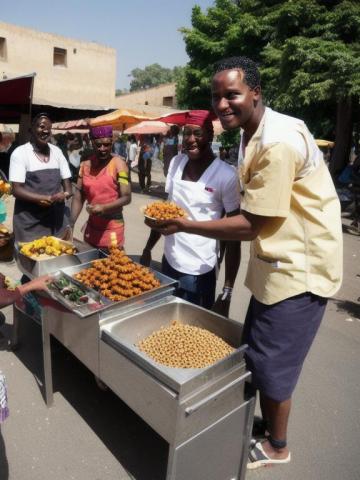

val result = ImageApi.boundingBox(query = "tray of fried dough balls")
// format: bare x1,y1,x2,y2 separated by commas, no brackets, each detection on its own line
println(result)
58,248,178,315
141,201,187,221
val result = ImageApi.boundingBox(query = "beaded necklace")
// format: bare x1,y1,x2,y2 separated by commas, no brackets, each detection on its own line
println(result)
33,149,50,163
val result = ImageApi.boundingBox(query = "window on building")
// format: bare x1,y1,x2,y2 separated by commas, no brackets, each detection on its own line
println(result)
0,38,7,61
53,47,67,67
163,96,174,107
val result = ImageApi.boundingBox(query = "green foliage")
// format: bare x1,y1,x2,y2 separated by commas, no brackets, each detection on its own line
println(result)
129,64,185,92
178,0,360,151
218,129,240,149
115,88,129,96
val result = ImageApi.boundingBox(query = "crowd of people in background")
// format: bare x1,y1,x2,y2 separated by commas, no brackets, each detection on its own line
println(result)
1,120,359,234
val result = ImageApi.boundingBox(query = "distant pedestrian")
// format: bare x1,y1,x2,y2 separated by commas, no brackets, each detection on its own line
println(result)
163,125,179,177
112,133,127,159
138,135,153,192
128,136,138,169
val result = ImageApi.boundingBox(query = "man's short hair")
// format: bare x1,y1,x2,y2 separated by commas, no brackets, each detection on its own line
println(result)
213,56,261,89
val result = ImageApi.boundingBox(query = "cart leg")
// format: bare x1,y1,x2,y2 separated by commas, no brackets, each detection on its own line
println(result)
41,309,54,407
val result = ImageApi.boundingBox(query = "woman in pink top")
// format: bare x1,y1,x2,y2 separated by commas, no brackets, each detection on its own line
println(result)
70,125,131,249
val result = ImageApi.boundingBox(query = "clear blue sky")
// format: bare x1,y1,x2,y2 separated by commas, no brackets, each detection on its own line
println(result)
1,0,215,89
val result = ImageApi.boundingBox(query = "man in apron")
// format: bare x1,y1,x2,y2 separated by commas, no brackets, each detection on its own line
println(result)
141,110,241,313
9,113,72,243
146,58,343,469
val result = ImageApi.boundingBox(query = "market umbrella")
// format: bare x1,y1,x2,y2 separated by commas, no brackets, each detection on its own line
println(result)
89,108,155,131
156,110,222,135
52,119,89,130
124,120,170,135
316,139,335,148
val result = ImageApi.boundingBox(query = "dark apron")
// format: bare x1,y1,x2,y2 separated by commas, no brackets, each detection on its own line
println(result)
13,168,69,242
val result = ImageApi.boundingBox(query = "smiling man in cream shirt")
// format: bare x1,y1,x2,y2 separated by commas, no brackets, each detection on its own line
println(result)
148,56,342,470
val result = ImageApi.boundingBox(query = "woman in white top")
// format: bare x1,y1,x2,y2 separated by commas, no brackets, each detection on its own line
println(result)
9,113,72,242
141,110,241,312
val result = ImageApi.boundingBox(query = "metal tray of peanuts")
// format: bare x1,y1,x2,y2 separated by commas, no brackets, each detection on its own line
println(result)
100,295,246,394
56,253,178,317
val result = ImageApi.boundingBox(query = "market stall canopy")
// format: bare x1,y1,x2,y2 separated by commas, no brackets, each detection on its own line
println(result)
124,121,170,135
52,119,89,131
0,73,35,123
89,108,155,131
316,139,335,148
155,110,191,126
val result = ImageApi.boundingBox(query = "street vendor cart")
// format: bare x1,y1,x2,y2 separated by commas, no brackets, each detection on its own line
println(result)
13,241,254,480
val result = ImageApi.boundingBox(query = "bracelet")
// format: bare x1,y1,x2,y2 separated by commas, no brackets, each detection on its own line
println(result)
221,286,233,301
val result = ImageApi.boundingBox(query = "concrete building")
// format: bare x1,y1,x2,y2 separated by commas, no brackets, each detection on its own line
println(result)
0,21,116,109
115,83,177,113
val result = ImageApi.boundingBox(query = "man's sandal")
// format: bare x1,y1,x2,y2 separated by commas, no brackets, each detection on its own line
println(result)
247,441,291,470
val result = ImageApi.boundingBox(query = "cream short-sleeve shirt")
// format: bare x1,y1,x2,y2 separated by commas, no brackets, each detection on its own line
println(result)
241,108,342,305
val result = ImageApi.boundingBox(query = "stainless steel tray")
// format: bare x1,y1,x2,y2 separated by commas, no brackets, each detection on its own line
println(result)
47,271,111,317
58,259,178,317
101,296,246,395
15,239,100,278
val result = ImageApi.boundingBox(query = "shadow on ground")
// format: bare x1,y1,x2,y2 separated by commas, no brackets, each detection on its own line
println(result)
332,298,360,319
10,315,168,480
131,180,167,199
342,224,360,236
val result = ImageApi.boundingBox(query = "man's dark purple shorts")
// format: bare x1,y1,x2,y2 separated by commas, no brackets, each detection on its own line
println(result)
242,292,327,402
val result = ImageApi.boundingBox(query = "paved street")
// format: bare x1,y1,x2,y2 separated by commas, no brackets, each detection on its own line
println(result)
0,165,359,480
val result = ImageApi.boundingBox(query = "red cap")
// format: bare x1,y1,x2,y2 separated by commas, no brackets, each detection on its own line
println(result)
157,110,216,130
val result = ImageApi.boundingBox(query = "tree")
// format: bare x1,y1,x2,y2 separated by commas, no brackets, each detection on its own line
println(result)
178,0,360,173
115,88,129,96
129,64,184,91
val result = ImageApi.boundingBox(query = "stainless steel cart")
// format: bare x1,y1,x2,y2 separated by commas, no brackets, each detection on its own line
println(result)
14,251,254,480
100,296,254,480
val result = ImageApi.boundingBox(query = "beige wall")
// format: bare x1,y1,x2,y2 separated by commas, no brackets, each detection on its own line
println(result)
115,83,177,109
0,22,116,108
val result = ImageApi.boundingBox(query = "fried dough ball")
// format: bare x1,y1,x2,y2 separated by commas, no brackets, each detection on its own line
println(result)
144,201,186,220
73,248,161,303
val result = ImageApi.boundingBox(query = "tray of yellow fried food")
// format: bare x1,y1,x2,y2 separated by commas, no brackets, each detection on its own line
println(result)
19,236,77,260
141,201,187,221
15,237,100,279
